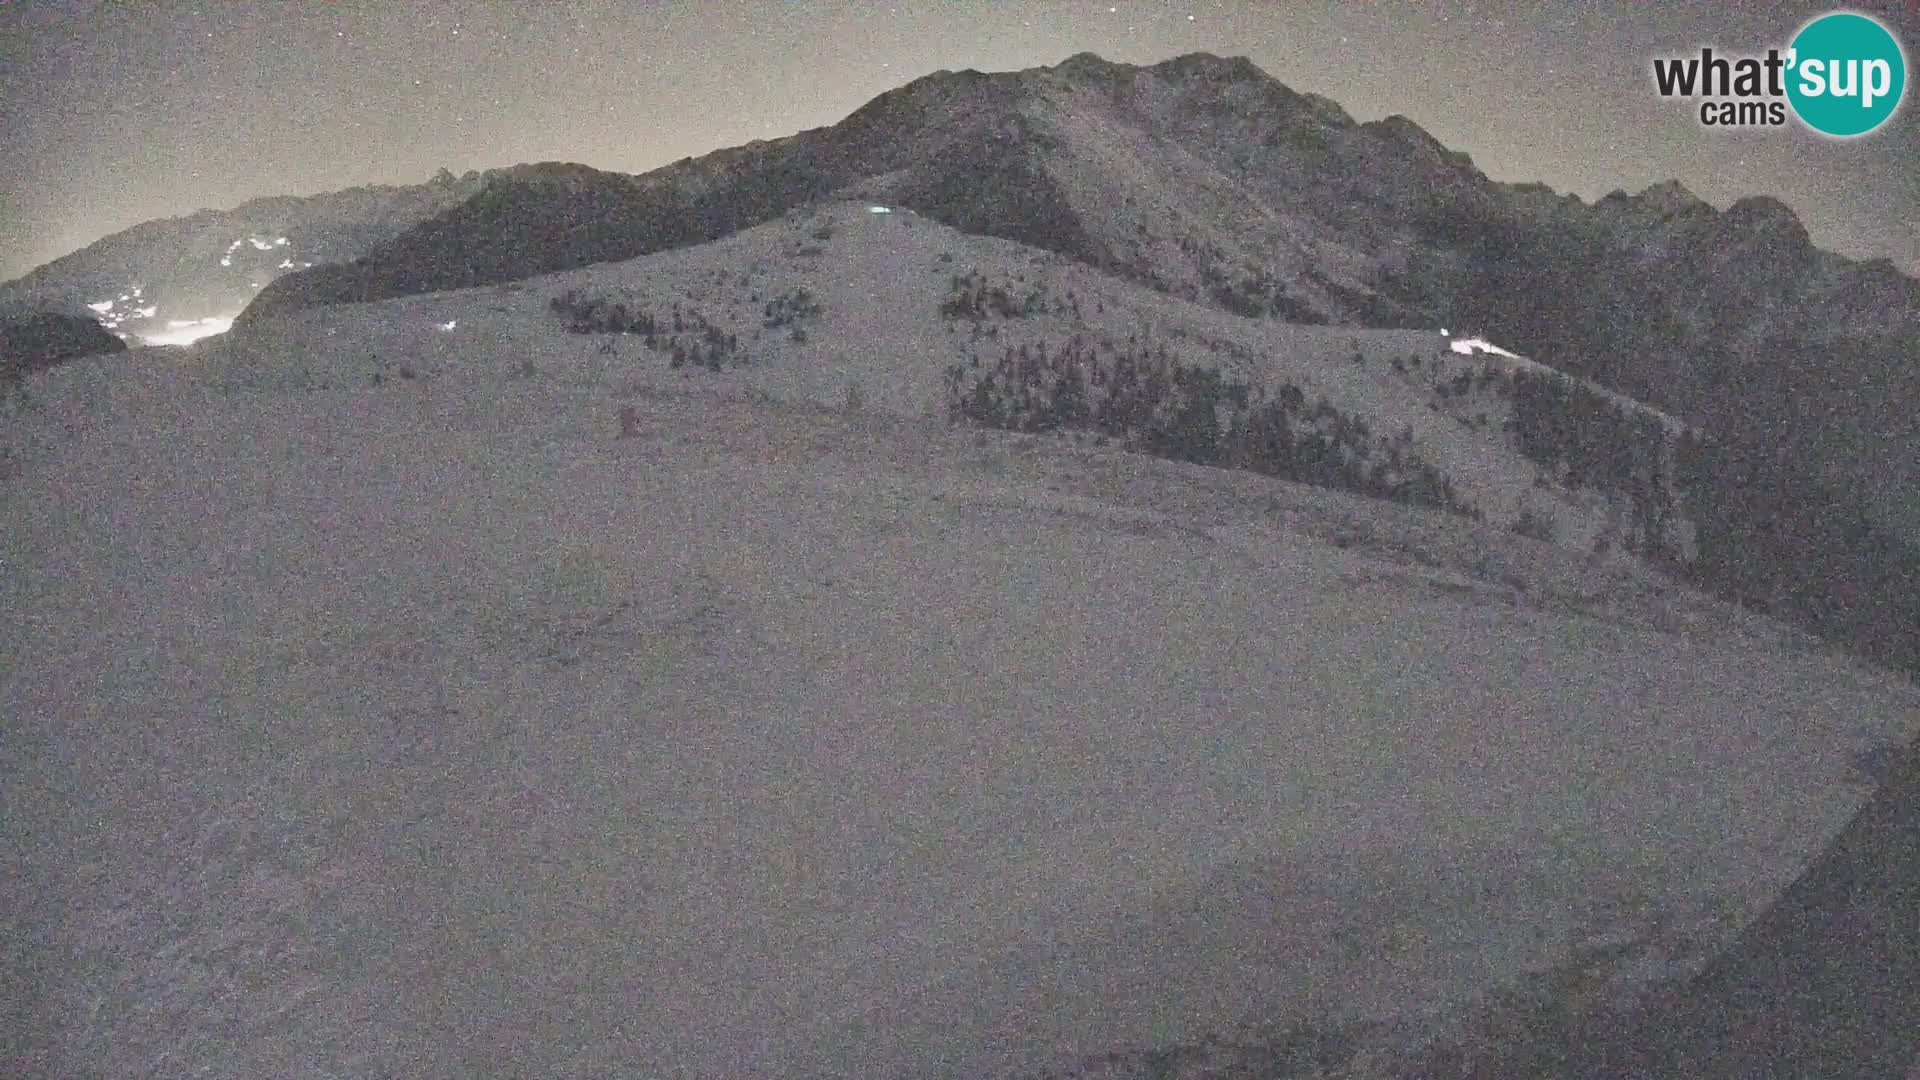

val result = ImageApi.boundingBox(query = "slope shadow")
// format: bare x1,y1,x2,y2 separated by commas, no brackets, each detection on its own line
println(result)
1435,735,1920,1078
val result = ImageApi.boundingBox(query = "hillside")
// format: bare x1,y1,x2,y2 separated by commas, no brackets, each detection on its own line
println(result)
6,229,1918,1074
1,311,126,379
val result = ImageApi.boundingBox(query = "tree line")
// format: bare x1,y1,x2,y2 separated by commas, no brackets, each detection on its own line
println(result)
943,333,1477,518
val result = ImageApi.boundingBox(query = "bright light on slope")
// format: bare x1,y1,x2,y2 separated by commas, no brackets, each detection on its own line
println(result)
1449,336,1521,359
141,317,234,346
88,300,114,313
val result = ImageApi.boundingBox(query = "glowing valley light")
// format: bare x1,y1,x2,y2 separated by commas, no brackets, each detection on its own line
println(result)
142,316,234,347
249,237,274,251
220,257,232,266
135,305,157,318
88,300,114,313
278,258,295,269
436,320,457,331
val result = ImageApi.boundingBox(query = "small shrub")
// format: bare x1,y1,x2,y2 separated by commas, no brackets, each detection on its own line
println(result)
844,382,865,412
1512,506,1558,543
617,404,640,438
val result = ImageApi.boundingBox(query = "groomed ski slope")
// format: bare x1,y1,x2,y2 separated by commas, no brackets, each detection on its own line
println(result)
4,241,1917,1077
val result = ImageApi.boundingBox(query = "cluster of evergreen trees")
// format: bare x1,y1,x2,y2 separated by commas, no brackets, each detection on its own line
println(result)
939,270,1052,321
943,333,1476,518
1502,366,1681,559
760,287,822,328
1433,362,1506,401
549,288,743,372
1195,262,1325,323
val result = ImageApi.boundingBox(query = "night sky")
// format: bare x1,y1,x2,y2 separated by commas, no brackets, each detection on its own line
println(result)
3,0,1916,281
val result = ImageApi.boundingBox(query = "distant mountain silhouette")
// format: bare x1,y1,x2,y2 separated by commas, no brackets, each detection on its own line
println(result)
0,170,489,337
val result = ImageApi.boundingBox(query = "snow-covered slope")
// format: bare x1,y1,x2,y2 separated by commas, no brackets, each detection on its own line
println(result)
223,200,1693,561
4,217,1915,1076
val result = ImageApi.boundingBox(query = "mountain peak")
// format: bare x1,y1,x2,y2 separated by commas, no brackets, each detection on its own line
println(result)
1638,179,1707,214
1055,51,1125,77
1721,194,1812,252
1367,114,1453,152
1361,114,1478,175
1724,194,1801,227
1153,51,1266,82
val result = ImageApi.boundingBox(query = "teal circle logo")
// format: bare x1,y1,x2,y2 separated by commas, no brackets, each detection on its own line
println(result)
1786,12,1907,137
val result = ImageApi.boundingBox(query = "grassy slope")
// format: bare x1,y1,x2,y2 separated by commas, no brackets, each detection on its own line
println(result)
3,210,1916,1078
